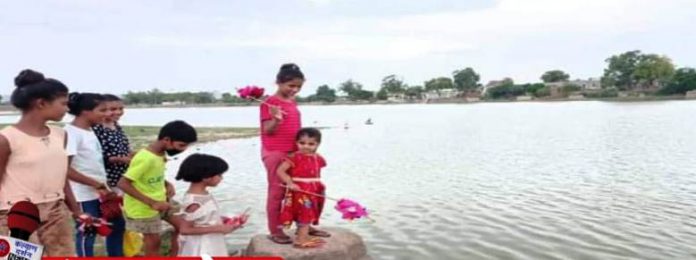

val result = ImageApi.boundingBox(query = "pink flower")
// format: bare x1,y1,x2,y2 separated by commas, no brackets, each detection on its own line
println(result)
334,198,369,221
237,85,265,100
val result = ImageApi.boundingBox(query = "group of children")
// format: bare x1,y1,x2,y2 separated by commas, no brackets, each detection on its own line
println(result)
0,63,331,256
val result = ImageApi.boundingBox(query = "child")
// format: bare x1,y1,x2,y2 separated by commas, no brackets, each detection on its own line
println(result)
93,94,132,188
92,94,130,256
260,63,305,244
0,69,84,256
118,120,197,256
277,128,329,248
175,154,246,256
64,92,123,256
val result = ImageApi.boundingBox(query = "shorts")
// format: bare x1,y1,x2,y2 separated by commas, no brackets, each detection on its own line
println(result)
125,200,180,234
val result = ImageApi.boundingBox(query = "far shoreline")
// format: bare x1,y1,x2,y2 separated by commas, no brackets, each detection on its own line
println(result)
0,95,692,114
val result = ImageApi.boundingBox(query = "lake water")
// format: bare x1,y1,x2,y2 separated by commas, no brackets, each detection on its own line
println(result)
4,101,695,259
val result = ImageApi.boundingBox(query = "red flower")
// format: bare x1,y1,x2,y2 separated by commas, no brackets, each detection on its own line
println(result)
237,85,265,100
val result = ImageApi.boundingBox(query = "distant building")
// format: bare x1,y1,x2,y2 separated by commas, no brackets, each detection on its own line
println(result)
424,89,461,100
568,94,585,100
162,101,186,106
387,93,405,102
686,90,696,99
545,82,567,97
570,78,601,90
516,95,533,101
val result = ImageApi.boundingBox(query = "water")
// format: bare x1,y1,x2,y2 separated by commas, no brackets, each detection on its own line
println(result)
5,101,695,259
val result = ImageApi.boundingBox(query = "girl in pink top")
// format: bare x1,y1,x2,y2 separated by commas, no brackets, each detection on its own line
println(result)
261,63,327,244
0,69,85,256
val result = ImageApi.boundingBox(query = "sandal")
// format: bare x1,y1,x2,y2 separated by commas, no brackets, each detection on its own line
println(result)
309,229,331,238
267,234,292,244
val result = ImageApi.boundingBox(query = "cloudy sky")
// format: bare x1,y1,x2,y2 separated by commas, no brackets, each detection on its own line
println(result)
1,0,695,95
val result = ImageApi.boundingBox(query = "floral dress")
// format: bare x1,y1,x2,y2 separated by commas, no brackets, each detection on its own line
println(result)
279,153,327,227
92,123,131,188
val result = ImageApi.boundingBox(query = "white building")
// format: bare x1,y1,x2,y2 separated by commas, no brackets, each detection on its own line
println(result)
570,78,601,90
424,89,461,99
686,90,696,99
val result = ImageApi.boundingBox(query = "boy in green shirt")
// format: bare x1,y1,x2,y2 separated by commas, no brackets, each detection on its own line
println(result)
118,120,197,256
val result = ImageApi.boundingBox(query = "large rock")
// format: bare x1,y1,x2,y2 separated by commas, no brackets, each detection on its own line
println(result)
245,227,371,260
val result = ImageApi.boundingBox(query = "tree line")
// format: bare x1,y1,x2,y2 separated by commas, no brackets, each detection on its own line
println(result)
119,49,696,105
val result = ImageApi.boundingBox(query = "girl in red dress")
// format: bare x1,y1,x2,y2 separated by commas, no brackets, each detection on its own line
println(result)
277,127,330,248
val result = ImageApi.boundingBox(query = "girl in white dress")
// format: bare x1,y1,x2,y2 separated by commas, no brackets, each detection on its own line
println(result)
174,154,247,256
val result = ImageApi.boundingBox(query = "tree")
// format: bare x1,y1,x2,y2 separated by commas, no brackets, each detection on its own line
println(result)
404,86,424,100
313,85,337,103
353,90,374,100
339,80,361,96
523,83,546,95
193,92,216,104
486,80,525,99
602,50,642,90
632,54,675,90
534,86,551,97
124,91,147,104
541,70,570,83
452,68,480,92
221,93,243,103
376,88,388,100
659,67,696,95
424,77,454,92
147,88,165,104
339,80,374,101
381,75,406,94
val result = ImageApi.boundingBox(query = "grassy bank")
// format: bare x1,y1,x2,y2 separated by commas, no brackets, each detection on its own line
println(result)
121,125,258,149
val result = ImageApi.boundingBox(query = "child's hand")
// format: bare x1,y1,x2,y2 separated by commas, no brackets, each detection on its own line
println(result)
239,214,250,225
150,201,171,212
219,224,239,234
99,190,118,201
109,156,131,164
165,182,176,199
269,106,283,121
287,183,301,191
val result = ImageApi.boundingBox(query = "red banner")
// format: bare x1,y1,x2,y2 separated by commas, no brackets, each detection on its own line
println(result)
41,256,283,260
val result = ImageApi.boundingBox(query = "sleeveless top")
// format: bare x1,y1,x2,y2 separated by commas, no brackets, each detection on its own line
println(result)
0,125,68,210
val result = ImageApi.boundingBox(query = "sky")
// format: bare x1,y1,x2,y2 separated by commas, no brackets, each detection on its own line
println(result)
1,0,695,96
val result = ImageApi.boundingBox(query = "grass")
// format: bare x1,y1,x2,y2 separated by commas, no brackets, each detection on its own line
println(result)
121,125,258,149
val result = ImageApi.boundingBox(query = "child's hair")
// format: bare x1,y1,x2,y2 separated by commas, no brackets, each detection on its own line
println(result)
158,120,198,143
67,92,105,116
103,94,122,102
175,153,229,182
296,127,322,143
276,63,305,83
11,69,69,111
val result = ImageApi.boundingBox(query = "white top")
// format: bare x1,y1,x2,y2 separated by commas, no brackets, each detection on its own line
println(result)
65,124,108,202
178,193,228,256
